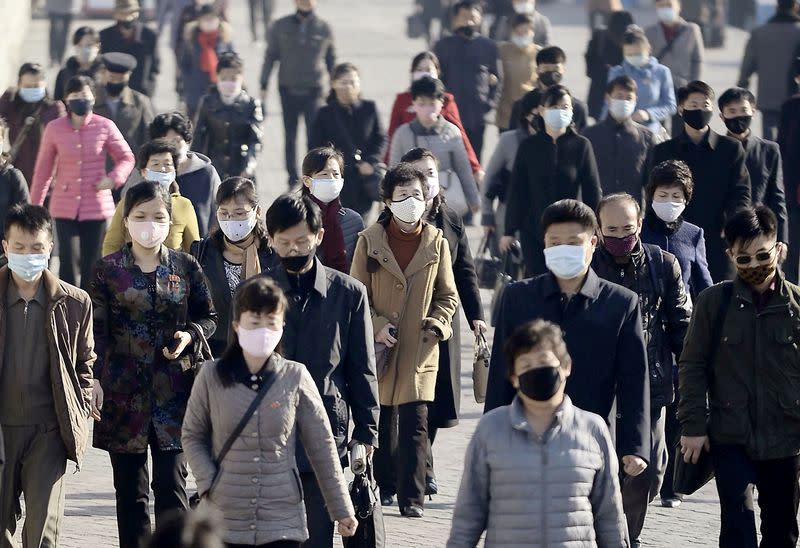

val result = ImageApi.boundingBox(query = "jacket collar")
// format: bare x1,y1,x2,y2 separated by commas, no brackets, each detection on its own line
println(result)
0,267,67,311
768,11,800,23
644,207,683,235
97,84,135,107
410,117,447,136
119,242,170,268
679,127,717,150
509,394,574,437
271,256,328,298
602,115,637,134
733,269,791,306
541,267,602,300
362,221,441,280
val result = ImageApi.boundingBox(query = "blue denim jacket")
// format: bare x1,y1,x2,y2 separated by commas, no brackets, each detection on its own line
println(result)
603,57,676,134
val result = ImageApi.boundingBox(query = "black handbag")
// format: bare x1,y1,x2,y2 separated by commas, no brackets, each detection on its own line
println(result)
490,242,523,327
343,461,385,548
474,234,502,290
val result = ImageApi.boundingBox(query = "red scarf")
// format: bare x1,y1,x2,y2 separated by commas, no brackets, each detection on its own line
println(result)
311,196,348,273
197,31,219,83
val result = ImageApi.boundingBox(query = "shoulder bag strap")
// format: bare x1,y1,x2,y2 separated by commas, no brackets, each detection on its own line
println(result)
706,281,733,383
654,24,690,62
6,105,43,164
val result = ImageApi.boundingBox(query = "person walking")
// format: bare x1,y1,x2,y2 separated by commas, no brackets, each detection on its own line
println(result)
182,276,359,548
585,10,634,120
779,58,800,284
46,0,79,67
501,85,602,277
90,181,217,548
30,76,135,288
679,205,800,548
0,63,65,184
54,26,103,102
308,63,386,217
248,0,275,43
0,204,96,548
495,14,540,132
0,120,29,244
447,320,629,548
190,177,278,357
259,0,336,188
492,0,552,45
350,164,458,518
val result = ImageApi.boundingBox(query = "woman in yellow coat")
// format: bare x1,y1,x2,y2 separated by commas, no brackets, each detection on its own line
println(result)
350,163,458,519
102,139,200,256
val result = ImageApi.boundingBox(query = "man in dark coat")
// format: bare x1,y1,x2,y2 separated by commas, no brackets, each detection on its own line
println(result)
99,0,160,97
264,194,379,548
778,58,800,283
649,80,751,282
486,199,651,475
433,1,503,159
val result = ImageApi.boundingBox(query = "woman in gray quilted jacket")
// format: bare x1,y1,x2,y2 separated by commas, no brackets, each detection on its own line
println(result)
447,320,630,548
182,277,358,547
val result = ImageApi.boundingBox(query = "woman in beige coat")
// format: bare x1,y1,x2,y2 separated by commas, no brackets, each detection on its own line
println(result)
350,163,459,519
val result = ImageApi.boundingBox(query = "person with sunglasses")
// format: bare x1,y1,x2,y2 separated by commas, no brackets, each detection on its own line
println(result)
679,205,800,548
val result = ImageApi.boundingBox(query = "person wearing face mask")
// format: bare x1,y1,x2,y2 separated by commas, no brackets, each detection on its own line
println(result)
99,0,160,97
103,139,200,256
591,194,691,547
182,276,359,548
309,64,386,216
486,199,651,487
260,194,377,548
401,147,486,499
0,204,95,548
385,51,482,183
389,77,480,218
502,85,602,276
297,147,364,273
433,1,503,160
585,76,659,198
179,4,234,119
778,58,800,284
30,76,135,289
585,10,634,120
194,53,263,183
90,181,217,548
649,80,752,282
493,0,551,46
448,320,629,547
495,14,540,132
0,117,29,245
679,205,800,548
0,63,65,184
54,26,103,102
604,26,676,137
719,88,789,264
350,164,458,518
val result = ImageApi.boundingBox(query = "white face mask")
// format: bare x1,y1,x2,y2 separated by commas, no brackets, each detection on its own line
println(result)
389,196,427,224
127,220,170,249
543,108,573,130
145,169,176,187
412,71,434,82
426,176,440,201
511,34,533,48
625,55,650,68
218,213,258,243
544,244,587,279
513,1,535,14
310,178,344,204
652,201,686,223
657,7,677,22
609,99,637,121
237,326,283,359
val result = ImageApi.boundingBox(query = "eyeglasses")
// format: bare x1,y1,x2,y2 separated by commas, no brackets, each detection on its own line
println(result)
734,244,777,265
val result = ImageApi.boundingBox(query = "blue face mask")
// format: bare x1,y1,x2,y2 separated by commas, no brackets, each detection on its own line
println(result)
18,87,46,103
6,253,49,282
543,108,573,130
145,169,176,187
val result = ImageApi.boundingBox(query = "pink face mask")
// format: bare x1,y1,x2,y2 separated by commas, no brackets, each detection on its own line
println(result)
217,80,241,98
414,103,442,123
127,221,169,249
237,326,283,359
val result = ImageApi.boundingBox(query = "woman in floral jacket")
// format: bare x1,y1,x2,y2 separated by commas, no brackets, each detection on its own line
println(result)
89,181,217,548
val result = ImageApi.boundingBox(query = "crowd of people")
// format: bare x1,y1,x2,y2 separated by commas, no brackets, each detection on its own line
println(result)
5,0,800,546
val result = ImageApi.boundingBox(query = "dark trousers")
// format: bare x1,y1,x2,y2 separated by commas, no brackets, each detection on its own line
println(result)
622,408,668,543
109,428,189,548
228,543,300,548
786,206,800,284
374,402,428,509
712,444,800,548
248,0,275,42
278,86,322,184
762,109,781,142
300,472,334,548
425,425,439,482
54,219,107,289
48,13,72,65
660,378,682,499
463,123,486,164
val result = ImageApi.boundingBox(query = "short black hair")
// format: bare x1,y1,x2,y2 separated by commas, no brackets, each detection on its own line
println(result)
718,87,756,111
541,199,598,235
72,26,99,46
381,163,429,202
265,193,322,237
452,0,482,18
411,51,441,74
518,89,540,124
137,139,179,172
503,319,572,379
540,84,571,108
677,80,715,105
646,159,694,203
511,13,534,29
64,75,95,97
217,51,243,74
123,180,173,219
410,76,445,101
18,62,45,82
211,177,268,245
606,75,637,95
724,205,778,249
301,146,344,178
149,111,193,144
536,46,566,65
4,204,53,241
596,193,642,223
622,25,649,47
400,147,440,168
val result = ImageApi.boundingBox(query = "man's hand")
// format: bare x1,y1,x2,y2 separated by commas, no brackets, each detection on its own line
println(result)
680,435,710,464
338,516,358,537
632,110,650,123
163,331,192,360
376,323,397,348
500,235,516,253
260,90,268,107
472,320,487,337
474,169,485,186
96,176,115,191
622,455,648,476
91,379,103,421
348,440,375,458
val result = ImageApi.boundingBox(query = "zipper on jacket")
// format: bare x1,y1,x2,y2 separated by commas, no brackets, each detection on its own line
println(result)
23,301,29,323
753,301,790,456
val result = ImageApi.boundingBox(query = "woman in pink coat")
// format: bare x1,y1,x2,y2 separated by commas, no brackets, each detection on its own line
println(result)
31,75,135,288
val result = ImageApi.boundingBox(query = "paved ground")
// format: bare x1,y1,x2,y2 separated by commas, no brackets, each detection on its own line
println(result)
10,0,777,546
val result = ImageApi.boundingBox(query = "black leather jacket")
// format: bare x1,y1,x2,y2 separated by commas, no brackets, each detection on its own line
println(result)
592,242,692,408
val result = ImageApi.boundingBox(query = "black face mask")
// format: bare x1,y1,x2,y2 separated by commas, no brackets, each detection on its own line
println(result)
517,366,563,401
67,98,93,116
118,19,135,30
280,252,314,273
723,115,753,135
456,25,477,38
682,108,713,130
538,71,563,88
296,8,313,17
105,81,127,97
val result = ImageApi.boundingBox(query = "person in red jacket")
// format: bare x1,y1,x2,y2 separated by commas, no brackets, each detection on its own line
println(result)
386,51,484,184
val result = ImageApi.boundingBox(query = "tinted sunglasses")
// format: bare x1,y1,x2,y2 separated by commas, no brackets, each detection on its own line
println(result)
734,244,776,266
